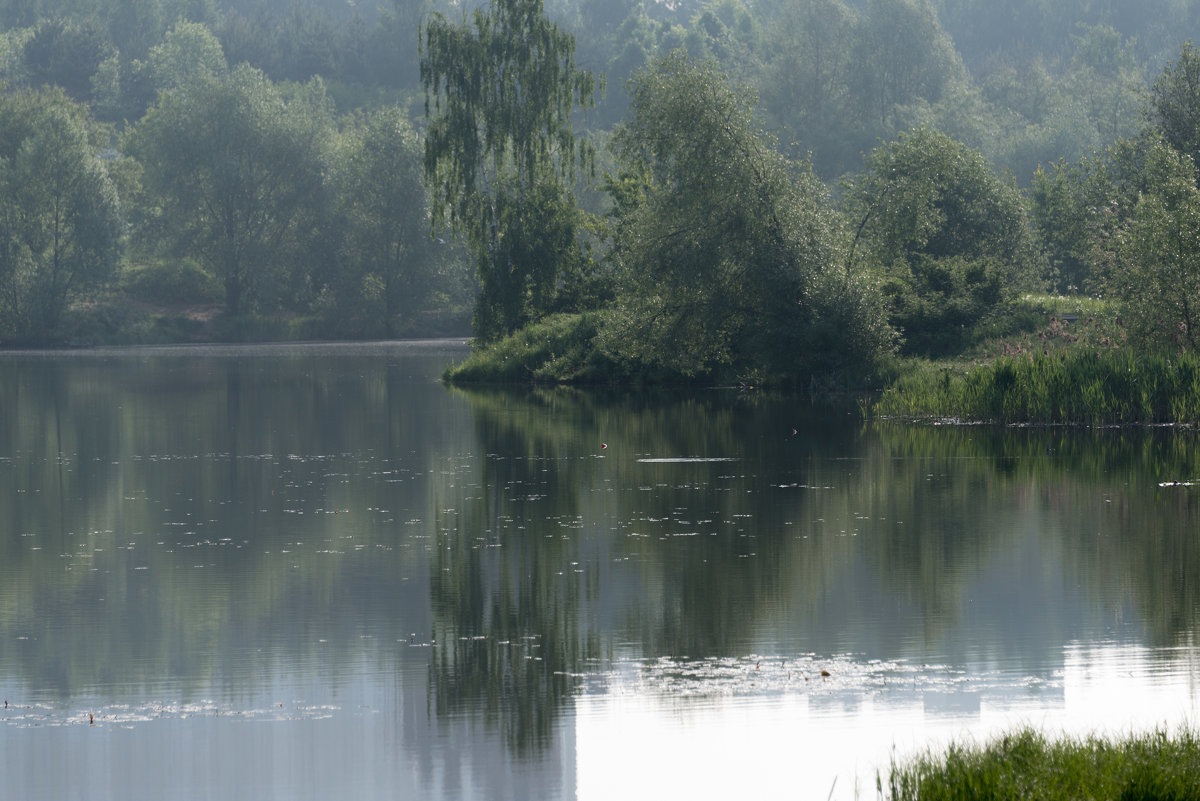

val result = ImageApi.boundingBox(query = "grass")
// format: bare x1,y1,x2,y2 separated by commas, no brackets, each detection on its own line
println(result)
969,294,1125,361
873,293,1200,425
443,312,683,385
884,727,1200,800
873,348,1200,425
444,313,602,383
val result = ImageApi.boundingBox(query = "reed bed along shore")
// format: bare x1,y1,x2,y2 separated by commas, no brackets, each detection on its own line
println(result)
884,727,1200,800
873,349,1200,425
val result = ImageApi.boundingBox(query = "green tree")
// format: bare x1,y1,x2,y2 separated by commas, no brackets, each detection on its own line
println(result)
1110,140,1200,352
23,17,115,104
0,88,121,342
108,0,166,62
366,0,432,89
122,20,229,118
683,0,762,78
759,0,859,176
420,0,601,341
1065,23,1145,145
330,107,434,337
1029,159,1094,293
145,21,227,91
849,0,964,130
125,66,332,317
594,7,657,125
1148,40,1200,165
1029,136,1156,295
602,52,893,380
846,127,1040,355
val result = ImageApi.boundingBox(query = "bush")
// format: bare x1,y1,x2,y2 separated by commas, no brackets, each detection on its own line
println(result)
121,260,223,307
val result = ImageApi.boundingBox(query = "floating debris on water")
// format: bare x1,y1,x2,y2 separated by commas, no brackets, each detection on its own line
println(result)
577,653,1065,707
0,698,346,729
637,457,740,463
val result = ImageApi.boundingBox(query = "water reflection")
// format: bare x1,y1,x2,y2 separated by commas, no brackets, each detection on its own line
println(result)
3,346,1200,799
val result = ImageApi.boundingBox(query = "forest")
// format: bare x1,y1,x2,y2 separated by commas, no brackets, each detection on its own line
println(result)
5,0,1200,396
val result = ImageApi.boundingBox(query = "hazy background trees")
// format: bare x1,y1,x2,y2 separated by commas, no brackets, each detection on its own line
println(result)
126,65,333,316
9,0,1200,372
0,88,121,342
329,106,437,337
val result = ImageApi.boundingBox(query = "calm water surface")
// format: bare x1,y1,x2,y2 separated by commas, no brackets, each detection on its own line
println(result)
3,342,1200,799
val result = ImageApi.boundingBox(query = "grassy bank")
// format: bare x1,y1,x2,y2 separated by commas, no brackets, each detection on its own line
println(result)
444,295,1200,426
442,312,689,385
885,728,1200,800
873,349,1200,425
870,293,1200,425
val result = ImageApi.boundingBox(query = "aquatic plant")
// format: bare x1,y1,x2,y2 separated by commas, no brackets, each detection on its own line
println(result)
885,727,1200,800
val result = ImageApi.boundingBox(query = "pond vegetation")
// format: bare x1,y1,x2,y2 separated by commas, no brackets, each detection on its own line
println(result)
885,728,1200,801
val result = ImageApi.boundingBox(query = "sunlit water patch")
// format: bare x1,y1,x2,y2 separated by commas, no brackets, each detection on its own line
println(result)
574,642,1200,800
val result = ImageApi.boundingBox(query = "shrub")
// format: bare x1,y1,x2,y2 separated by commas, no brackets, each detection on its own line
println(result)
122,260,223,307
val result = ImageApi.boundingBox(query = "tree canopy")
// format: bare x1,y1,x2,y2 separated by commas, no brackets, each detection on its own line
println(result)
846,127,1041,355
0,87,121,343
125,65,332,317
1109,140,1200,352
602,52,893,380
330,106,436,337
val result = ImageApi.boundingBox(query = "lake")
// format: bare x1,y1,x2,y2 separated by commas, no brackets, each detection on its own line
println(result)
3,341,1200,800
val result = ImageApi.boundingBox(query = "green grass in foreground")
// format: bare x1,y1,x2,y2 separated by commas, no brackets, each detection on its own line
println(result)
873,348,1200,425
885,728,1200,801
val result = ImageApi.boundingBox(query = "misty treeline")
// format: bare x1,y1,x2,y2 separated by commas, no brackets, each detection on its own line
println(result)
3,0,1200,383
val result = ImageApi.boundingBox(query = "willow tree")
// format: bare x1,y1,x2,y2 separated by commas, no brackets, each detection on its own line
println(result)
420,0,601,341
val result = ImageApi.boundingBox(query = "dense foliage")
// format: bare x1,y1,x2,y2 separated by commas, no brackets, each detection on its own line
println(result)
0,87,120,342
126,65,332,316
602,52,891,381
846,127,1042,356
7,0,1200,394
